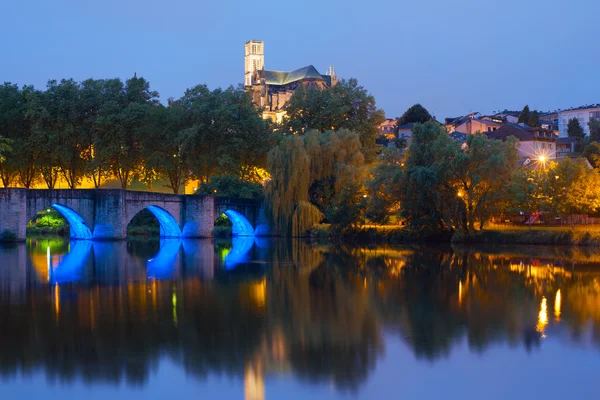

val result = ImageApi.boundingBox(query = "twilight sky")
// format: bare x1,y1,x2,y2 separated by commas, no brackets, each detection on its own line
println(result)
1,0,598,120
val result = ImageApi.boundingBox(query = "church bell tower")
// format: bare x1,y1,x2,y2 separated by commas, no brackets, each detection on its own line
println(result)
245,40,264,87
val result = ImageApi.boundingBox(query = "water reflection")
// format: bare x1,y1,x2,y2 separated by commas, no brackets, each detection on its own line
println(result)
0,240,600,397
49,240,93,284
146,239,182,280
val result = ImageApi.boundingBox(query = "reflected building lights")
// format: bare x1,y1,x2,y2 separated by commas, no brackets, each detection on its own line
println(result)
458,281,463,306
54,284,60,318
250,278,266,308
244,364,265,400
555,289,562,322
47,246,51,283
172,291,178,326
537,296,548,338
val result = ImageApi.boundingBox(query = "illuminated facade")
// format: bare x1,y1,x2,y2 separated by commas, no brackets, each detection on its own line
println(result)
244,40,338,123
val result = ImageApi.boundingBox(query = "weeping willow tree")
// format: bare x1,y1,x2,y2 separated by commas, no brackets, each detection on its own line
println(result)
265,129,366,236
291,201,324,237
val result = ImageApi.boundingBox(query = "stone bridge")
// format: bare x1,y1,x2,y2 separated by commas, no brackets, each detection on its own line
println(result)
0,189,268,241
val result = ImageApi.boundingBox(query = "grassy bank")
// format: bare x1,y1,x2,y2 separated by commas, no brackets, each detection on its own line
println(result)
471,226,600,246
310,224,452,244
312,224,600,246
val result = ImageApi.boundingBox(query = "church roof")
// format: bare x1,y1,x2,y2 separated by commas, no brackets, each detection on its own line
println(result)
263,65,326,85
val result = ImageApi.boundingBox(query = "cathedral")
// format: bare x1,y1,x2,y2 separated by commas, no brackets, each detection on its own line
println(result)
244,40,338,123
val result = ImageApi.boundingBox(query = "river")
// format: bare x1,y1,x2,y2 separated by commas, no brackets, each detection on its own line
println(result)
0,237,599,399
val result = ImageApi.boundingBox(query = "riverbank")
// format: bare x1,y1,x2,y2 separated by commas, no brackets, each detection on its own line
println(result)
312,224,600,246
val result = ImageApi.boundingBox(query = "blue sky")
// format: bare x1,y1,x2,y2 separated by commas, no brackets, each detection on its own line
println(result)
1,0,598,120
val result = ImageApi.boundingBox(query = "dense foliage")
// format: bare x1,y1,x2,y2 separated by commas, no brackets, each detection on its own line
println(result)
196,174,264,199
0,78,271,193
281,79,384,161
568,117,585,139
397,104,433,125
397,122,520,238
265,129,365,236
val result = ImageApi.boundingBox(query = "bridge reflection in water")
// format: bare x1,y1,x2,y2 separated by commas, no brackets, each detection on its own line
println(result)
2,242,600,399
39,236,260,285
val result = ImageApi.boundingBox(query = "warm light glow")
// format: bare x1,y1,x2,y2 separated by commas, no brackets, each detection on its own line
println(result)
244,364,265,400
538,155,546,163
554,289,562,321
457,191,464,198
537,296,548,338
458,281,463,306
250,279,266,308
47,246,51,283
172,291,178,326
54,284,60,318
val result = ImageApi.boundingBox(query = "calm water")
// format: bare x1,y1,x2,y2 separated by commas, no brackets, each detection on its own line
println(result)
0,238,599,399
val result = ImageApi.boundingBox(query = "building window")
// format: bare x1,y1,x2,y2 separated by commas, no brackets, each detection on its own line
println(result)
591,111,600,119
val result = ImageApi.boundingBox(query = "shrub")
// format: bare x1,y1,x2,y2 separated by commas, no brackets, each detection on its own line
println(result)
0,230,18,242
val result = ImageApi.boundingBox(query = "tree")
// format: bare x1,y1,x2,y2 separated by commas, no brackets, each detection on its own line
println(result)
529,110,540,128
179,84,271,183
0,83,25,187
588,118,600,142
509,168,549,226
196,174,264,199
518,105,531,125
567,117,585,140
397,104,432,126
0,136,11,162
79,78,110,188
28,79,90,189
584,142,600,168
448,134,520,232
265,129,366,236
326,184,367,234
14,86,40,189
282,79,385,161
94,75,158,189
546,158,600,228
365,146,403,224
140,104,190,193
400,122,519,237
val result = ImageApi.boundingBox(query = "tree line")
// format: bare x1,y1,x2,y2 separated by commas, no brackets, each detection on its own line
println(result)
367,121,600,239
0,75,272,193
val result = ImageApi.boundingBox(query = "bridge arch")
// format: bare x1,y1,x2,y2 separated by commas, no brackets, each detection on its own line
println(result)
27,203,93,240
222,209,255,236
127,205,182,238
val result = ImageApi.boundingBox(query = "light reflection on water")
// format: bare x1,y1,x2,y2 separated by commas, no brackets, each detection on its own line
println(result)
0,240,599,399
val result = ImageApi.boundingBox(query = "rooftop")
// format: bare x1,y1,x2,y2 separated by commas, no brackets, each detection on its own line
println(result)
558,104,600,113
486,124,536,141
263,65,326,85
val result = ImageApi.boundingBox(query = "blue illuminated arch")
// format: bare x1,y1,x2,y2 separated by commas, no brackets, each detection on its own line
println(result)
146,205,182,238
224,210,254,236
50,203,93,239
